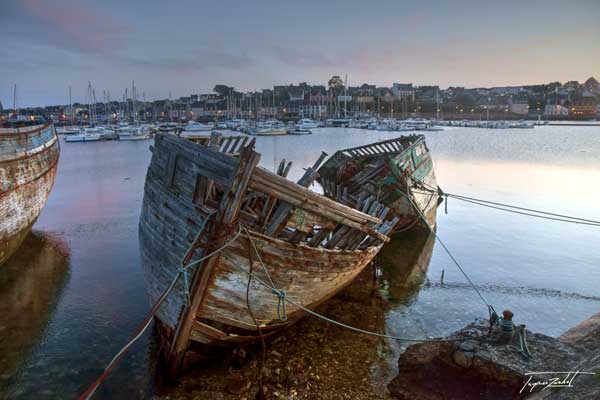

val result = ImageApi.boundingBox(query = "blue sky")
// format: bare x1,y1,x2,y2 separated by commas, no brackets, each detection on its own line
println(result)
1,0,599,107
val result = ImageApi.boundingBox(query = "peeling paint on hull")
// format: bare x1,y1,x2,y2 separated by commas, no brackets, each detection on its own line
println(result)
0,124,59,265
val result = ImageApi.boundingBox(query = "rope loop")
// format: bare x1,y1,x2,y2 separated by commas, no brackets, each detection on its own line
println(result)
271,288,288,321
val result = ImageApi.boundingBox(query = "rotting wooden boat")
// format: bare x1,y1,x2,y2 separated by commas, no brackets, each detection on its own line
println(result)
139,132,397,376
0,117,60,265
317,135,442,233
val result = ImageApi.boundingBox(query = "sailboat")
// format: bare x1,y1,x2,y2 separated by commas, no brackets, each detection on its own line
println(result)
65,82,106,142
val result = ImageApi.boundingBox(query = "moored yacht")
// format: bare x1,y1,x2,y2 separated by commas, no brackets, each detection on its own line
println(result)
64,126,113,142
248,120,288,136
117,125,151,140
298,118,320,129
184,121,214,132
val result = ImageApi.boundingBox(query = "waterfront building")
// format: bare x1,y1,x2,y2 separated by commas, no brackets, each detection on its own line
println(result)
509,101,529,115
392,83,415,100
544,104,569,116
299,104,327,118
490,86,523,95
570,99,599,116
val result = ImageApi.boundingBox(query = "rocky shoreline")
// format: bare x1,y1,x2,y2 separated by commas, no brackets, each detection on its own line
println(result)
388,312,600,400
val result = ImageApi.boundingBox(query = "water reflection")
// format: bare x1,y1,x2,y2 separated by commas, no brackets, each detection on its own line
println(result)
0,231,70,386
3,127,598,397
377,231,436,305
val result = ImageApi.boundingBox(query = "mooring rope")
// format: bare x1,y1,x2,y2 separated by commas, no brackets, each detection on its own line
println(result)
79,223,241,400
82,182,512,399
414,183,600,226
394,187,497,320
243,227,287,321
223,252,476,343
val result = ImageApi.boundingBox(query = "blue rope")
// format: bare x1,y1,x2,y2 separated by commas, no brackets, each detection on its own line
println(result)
272,288,287,321
244,227,288,322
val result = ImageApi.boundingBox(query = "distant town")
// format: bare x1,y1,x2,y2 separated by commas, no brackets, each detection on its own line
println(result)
2,76,600,123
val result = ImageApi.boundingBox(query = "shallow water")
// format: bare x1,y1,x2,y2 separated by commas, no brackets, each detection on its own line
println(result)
1,126,599,398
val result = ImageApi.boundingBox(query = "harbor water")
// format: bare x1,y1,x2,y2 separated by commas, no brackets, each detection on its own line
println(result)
1,126,599,398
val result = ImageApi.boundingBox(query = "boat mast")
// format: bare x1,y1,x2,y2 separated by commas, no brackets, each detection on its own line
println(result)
13,84,18,117
69,86,73,124
132,81,137,125
344,73,348,119
436,89,440,120
92,87,98,125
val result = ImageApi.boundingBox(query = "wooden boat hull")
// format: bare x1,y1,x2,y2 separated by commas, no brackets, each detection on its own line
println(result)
384,143,439,231
140,219,382,345
139,146,383,344
318,135,441,233
1,124,59,265
139,133,395,372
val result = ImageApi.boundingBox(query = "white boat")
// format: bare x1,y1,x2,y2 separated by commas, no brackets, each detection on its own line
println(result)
509,121,535,129
184,121,214,132
288,127,312,135
225,119,247,130
64,132,102,142
58,126,80,135
117,125,151,140
64,126,113,142
298,118,320,129
158,123,182,133
250,120,288,136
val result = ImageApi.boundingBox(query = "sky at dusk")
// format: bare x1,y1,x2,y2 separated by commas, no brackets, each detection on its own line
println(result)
1,0,599,107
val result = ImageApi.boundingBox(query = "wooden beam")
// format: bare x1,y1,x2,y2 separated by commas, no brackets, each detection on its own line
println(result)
167,139,260,378
265,152,328,236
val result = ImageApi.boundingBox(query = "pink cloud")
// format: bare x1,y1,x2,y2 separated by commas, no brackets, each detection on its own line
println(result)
19,0,130,53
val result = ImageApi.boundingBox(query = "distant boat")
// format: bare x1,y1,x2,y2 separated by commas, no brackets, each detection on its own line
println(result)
64,126,111,142
326,118,350,127
184,121,214,132
288,127,312,135
509,121,535,129
117,125,151,140
297,118,320,129
158,122,183,133
64,132,102,142
248,120,288,136
1,117,60,265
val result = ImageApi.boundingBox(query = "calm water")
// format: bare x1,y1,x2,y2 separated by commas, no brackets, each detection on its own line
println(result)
1,126,599,398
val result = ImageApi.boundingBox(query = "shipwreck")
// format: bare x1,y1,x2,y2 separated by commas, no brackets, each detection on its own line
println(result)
0,117,60,265
138,133,398,376
317,135,442,233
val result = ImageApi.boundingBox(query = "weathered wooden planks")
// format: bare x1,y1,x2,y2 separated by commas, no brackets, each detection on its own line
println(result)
167,139,261,377
138,133,396,375
1,123,59,265
317,135,440,233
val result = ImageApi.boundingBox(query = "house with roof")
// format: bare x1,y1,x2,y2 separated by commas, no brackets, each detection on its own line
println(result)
392,83,415,100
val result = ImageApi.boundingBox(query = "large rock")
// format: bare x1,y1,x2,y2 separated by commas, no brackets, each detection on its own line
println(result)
388,313,600,400
535,311,600,400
